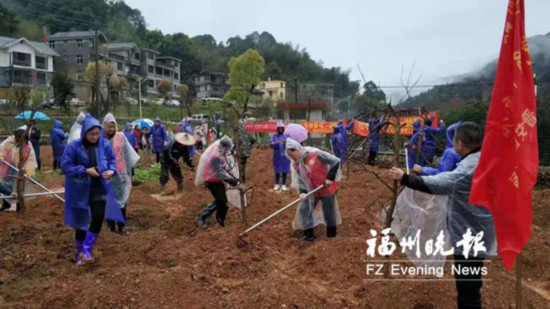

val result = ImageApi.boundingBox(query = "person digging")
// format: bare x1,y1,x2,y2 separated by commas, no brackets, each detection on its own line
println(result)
195,136,240,228
159,132,196,195
285,139,342,241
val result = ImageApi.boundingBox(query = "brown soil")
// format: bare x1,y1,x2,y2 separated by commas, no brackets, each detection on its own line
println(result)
0,147,549,308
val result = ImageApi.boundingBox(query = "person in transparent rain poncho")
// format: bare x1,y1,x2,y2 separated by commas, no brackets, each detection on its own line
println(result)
195,136,240,228
102,113,140,235
0,126,38,212
285,139,342,241
388,122,496,309
68,112,86,144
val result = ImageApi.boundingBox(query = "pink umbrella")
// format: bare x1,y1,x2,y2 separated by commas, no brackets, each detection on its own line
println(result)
284,123,308,143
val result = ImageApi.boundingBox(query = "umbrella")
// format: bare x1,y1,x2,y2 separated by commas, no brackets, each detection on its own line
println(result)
285,123,308,143
15,111,50,121
131,118,153,129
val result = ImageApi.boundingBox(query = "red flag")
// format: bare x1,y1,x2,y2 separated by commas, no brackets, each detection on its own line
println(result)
469,0,538,271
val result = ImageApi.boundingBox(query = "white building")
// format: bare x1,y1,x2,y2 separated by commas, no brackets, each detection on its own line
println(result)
0,36,58,98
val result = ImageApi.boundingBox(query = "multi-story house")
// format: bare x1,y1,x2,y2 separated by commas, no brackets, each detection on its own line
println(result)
106,42,142,78
258,78,286,102
141,48,181,99
194,72,229,99
48,30,108,101
0,36,58,99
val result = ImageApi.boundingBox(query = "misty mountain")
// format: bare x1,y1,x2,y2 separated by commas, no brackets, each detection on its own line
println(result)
401,31,550,109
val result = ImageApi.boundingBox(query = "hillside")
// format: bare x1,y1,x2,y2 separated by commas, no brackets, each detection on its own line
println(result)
401,31,550,109
0,0,358,98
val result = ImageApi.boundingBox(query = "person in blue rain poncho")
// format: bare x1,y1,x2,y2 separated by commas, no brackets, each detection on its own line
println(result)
331,125,347,165
270,122,291,191
367,116,389,166
336,119,353,145
103,114,140,235
123,122,137,150
422,117,446,165
150,116,166,163
50,119,67,171
405,120,424,169
61,114,123,266
413,121,461,176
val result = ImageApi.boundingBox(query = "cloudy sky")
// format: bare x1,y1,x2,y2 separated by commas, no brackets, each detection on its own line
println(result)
126,0,550,91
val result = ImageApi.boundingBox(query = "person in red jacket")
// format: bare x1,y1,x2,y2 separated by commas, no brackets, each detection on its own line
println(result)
285,138,342,241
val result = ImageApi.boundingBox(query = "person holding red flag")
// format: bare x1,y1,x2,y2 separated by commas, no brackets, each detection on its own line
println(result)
388,122,496,309
469,0,539,271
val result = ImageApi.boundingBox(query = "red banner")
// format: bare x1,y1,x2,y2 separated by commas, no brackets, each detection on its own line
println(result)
382,112,439,136
470,0,537,270
301,120,347,134
244,122,277,133
352,119,370,137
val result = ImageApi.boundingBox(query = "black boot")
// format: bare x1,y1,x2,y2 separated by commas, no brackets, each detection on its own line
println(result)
197,203,217,228
107,220,116,232
300,229,315,242
327,226,337,238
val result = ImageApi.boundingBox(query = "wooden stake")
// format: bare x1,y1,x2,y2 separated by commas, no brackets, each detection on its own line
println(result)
516,254,523,309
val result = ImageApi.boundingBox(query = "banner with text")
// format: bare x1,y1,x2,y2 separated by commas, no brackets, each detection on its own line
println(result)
382,112,439,136
301,120,348,134
352,119,370,137
244,122,277,133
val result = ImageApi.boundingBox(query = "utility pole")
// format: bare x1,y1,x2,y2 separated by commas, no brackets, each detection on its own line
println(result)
138,77,144,119
94,23,100,116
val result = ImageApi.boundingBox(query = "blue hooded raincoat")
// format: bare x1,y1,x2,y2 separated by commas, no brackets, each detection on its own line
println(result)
368,117,386,152
420,122,461,176
61,114,124,231
270,131,291,173
422,119,446,164
50,119,67,161
331,126,347,164
150,116,166,153
407,120,424,168
123,122,137,148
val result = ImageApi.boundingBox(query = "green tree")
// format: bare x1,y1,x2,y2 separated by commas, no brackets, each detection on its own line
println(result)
15,20,43,41
110,76,128,114
176,83,191,117
0,3,18,36
225,49,266,115
85,61,114,113
157,79,172,101
52,71,74,111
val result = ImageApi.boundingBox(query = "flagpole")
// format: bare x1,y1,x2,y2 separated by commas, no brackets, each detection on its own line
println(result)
516,254,522,309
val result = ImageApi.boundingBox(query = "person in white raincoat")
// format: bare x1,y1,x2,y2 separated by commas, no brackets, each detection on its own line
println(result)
68,112,86,143
195,136,240,228
285,139,342,241
102,113,140,234
0,126,38,212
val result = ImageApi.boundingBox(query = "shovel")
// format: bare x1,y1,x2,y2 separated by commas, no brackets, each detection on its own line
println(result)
236,185,324,248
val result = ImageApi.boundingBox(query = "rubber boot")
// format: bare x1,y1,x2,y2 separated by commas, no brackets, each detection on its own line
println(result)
327,226,337,238
75,241,84,266
81,232,98,264
177,182,183,193
197,203,217,228
300,229,315,242
107,220,116,232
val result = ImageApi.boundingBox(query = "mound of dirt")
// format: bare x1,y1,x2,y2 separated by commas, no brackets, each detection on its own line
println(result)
0,147,549,308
